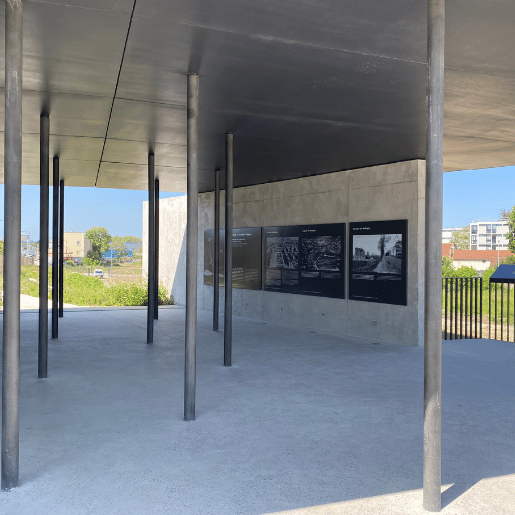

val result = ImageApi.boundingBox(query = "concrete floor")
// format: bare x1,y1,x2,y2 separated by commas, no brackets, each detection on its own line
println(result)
0,307,514,514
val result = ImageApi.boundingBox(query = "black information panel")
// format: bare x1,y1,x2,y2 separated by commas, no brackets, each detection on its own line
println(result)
349,220,407,305
204,227,262,290
263,224,345,298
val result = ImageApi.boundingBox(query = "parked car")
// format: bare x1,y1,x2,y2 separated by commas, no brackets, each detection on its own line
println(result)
93,269,104,279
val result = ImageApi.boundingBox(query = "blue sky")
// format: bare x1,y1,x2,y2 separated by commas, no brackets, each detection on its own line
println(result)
0,185,184,241
443,165,515,228
0,165,513,240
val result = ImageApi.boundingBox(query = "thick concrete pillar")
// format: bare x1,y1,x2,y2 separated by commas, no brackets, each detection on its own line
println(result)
154,178,159,319
2,0,23,492
224,134,233,367
423,0,445,511
59,179,64,317
38,114,49,379
213,168,220,331
147,152,155,344
184,73,198,421
52,157,59,338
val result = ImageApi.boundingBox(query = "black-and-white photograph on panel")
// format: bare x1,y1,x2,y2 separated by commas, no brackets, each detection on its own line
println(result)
349,220,407,305
263,224,345,298
204,228,262,290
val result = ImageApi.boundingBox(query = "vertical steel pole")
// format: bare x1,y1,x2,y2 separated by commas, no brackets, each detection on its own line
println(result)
147,153,155,344
59,180,64,317
489,281,491,338
2,0,22,492
154,178,159,319
454,277,459,340
444,279,447,340
224,133,233,367
460,277,463,340
423,0,444,510
213,168,220,331
51,157,59,338
495,282,498,340
475,278,478,339
449,279,453,340
184,73,199,421
39,114,50,379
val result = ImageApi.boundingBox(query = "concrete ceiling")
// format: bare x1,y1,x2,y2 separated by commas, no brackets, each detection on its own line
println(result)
0,0,514,193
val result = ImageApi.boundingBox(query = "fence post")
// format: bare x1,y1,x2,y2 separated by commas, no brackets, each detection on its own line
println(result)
444,278,448,340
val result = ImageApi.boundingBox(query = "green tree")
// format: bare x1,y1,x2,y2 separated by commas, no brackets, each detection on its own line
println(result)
442,256,455,277
499,208,511,220
85,226,111,262
0,240,4,255
508,206,515,254
450,225,470,250
377,234,391,259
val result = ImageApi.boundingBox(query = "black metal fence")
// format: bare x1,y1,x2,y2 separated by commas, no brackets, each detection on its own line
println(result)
443,277,515,341
488,279,514,342
443,277,482,340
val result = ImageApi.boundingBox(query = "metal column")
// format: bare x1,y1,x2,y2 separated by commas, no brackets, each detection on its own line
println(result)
59,180,64,317
2,0,23,492
154,178,159,319
224,134,233,367
51,157,59,338
38,114,50,379
423,0,445,511
184,73,199,421
147,152,155,344
213,168,220,331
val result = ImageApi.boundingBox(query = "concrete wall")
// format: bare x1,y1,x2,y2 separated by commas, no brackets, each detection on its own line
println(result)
143,195,187,305
145,160,426,346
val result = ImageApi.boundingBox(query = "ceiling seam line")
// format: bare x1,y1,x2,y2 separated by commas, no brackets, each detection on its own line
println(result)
132,15,427,66
95,0,138,187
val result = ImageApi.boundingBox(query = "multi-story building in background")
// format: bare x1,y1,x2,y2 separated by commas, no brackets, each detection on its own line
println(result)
470,220,510,250
62,231,92,258
442,227,460,244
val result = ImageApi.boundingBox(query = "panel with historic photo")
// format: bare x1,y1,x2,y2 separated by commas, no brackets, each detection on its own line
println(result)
349,220,407,305
264,224,345,297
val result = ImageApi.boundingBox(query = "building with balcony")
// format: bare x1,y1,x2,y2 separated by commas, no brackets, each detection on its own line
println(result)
470,220,510,251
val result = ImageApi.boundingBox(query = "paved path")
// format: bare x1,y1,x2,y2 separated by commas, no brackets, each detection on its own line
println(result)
18,294,79,310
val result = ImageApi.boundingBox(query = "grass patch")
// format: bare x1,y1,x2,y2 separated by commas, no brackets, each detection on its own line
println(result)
11,265,173,307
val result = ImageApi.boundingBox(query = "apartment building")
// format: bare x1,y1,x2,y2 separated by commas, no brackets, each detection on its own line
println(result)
470,220,509,250
62,232,92,258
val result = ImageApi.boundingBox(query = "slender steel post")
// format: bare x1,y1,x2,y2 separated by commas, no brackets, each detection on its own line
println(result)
475,278,478,339
38,114,50,379
2,0,23,491
213,168,220,331
480,278,483,339
460,277,463,340
465,277,469,338
59,180,64,317
147,153,155,344
444,279,447,340
501,280,504,341
495,282,498,340
489,281,491,338
507,283,510,342
449,279,453,340
224,133,234,367
423,0,444,510
454,277,459,340
184,73,199,421
51,157,59,338
154,178,160,319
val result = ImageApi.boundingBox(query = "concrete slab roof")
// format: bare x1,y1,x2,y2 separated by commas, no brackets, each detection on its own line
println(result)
1,0,514,192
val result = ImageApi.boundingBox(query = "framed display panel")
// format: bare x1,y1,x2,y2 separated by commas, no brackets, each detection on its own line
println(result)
349,220,407,305
263,224,345,298
204,227,262,290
